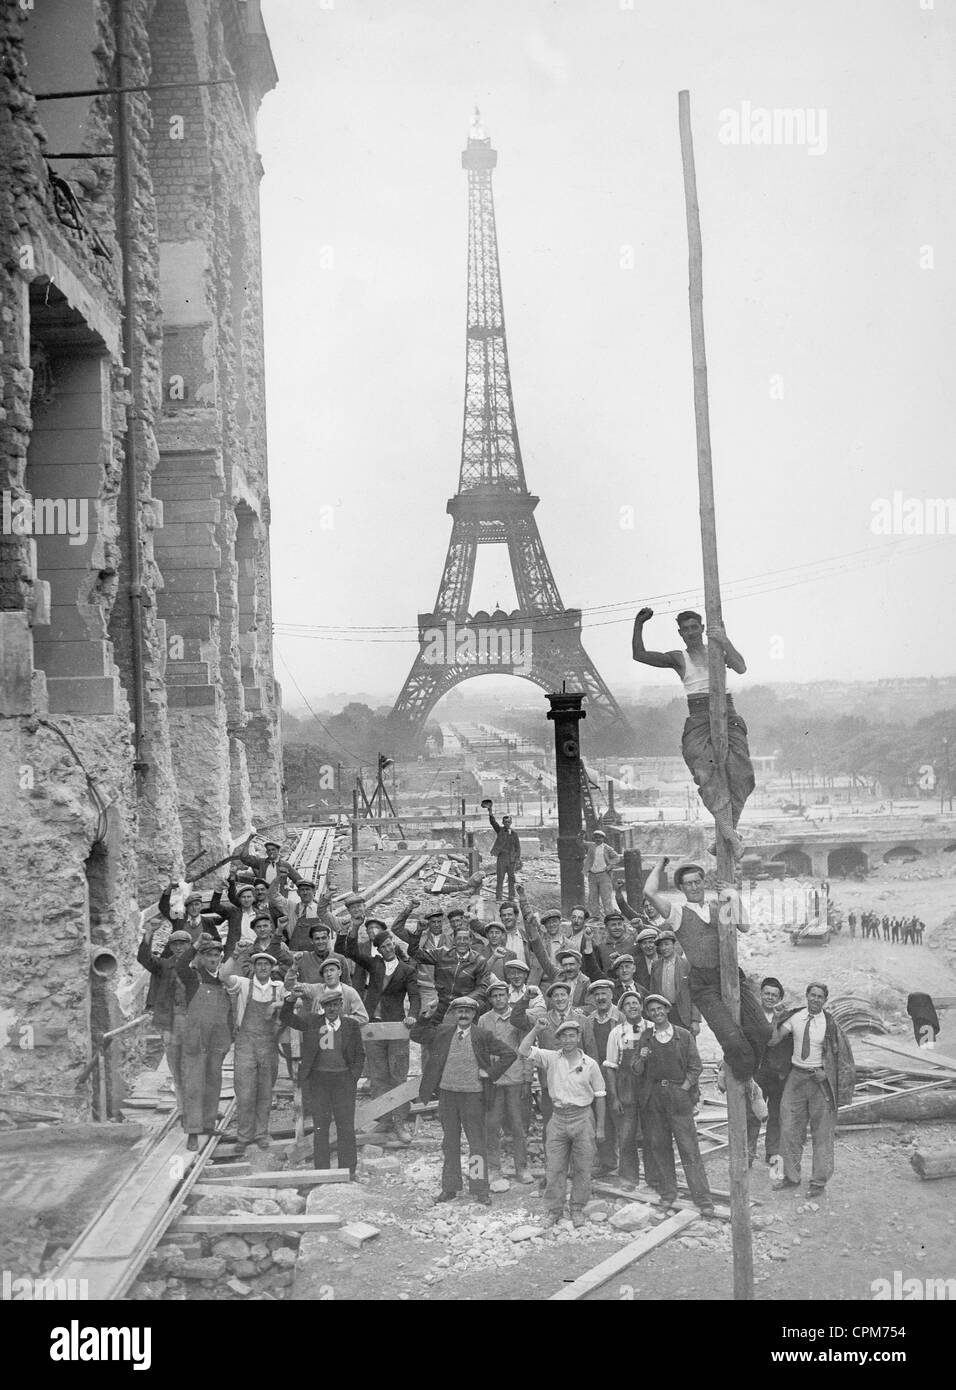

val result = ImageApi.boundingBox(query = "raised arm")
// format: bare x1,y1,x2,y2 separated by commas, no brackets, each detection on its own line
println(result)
632,608,681,670
642,857,672,920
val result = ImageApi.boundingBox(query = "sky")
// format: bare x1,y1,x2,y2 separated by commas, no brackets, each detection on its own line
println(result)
257,0,956,712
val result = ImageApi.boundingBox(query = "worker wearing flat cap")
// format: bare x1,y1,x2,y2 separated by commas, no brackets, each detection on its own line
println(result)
407,914,492,1022
633,927,660,994
609,953,645,1005
581,978,624,1175
137,917,198,1122
583,906,640,979
157,879,225,952
650,928,700,1035
632,993,715,1218
237,831,302,889
544,946,591,1009
393,902,453,1014
523,899,572,988
279,985,365,1177
519,1012,607,1228
604,989,648,1188
165,933,232,1151
533,979,590,1129
411,994,517,1205
220,944,287,1155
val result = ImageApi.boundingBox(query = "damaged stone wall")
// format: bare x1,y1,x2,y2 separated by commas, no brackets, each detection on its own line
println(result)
0,1,283,1120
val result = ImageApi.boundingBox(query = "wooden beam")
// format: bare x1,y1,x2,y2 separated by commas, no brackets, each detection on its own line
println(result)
592,1181,730,1222
354,1077,420,1129
678,85,753,1304
549,1209,698,1300
360,1022,413,1041
200,1168,350,1188
860,1034,956,1076
173,1214,342,1234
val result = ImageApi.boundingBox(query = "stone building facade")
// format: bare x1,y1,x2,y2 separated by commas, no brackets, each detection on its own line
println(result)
0,0,282,1116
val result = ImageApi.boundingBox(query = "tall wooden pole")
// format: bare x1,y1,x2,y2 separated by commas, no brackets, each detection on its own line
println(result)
678,89,754,1301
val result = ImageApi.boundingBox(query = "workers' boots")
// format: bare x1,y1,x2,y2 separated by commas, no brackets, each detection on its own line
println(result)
392,1119,412,1146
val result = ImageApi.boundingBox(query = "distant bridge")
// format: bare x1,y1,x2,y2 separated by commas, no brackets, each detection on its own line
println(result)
747,825,956,878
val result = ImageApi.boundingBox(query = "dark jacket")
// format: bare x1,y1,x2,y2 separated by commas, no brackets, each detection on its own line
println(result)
138,938,189,1030
158,887,224,934
239,848,302,886
343,937,420,1022
407,939,491,1015
278,999,365,1084
649,954,700,1032
768,1007,856,1109
489,814,521,864
410,1016,518,1103
632,1023,703,1104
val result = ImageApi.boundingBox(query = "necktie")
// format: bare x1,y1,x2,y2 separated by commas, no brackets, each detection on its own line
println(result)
801,1015,813,1060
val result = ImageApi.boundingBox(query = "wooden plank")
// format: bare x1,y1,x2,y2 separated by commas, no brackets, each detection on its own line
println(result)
354,1077,420,1129
361,1022,412,1041
172,1213,342,1234
860,1034,956,1076
200,1168,350,1188
51,1101,236,1298
549,1209,698,1301
592,1181,731,1223
430,858,453,893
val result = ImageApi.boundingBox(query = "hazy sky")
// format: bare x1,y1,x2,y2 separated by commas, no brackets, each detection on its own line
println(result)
258,0,956,711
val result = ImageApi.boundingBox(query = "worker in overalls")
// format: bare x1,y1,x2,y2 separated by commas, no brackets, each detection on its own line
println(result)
181,935,233,1152
222,949,286,1155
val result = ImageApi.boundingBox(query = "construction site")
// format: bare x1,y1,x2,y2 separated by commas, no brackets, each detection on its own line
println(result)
1,0,954,1339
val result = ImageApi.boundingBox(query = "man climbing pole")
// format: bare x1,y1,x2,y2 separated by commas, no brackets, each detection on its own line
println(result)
632,606,755,856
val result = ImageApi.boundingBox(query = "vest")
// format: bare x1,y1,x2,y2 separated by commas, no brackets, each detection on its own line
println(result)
677,903,721,970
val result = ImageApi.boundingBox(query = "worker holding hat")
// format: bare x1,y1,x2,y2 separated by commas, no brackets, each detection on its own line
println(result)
237,831,302,888
179,934,233,1151
137,917,197,1123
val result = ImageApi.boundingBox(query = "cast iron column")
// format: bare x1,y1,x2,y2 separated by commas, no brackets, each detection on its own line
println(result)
546,690,586,912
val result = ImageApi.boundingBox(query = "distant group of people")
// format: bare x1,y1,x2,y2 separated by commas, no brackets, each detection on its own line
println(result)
847,911,925,944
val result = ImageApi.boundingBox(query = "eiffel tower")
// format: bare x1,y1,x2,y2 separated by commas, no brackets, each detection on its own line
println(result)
386,113,631,751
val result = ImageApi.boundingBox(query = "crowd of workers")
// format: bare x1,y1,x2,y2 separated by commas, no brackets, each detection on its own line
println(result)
137,830,859,1228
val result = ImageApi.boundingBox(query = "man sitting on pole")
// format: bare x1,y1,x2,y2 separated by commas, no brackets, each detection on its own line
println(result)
643,858,771,1083
632,606,755,855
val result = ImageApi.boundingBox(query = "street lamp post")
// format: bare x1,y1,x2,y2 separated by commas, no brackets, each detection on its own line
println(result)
537,774,544,826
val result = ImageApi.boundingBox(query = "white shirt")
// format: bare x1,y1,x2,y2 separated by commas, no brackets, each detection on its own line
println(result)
653,1023,675,1044
668,900,710,931
382,956,399,979
781,1008,826,1068
679,645,711,696
528,1047,606,1106
605,1020,643,1069
591,845,608,873
238,907,257,945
